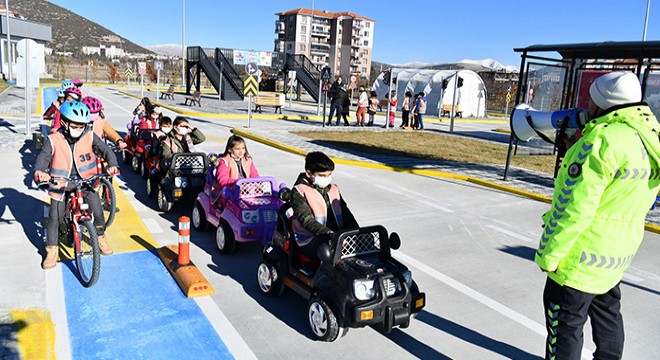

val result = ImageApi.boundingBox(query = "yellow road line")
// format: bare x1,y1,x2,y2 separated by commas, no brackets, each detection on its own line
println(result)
10,309,56,360
105,180,160,253
233,127,660,234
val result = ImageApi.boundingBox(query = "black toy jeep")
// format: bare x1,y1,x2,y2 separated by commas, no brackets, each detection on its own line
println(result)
154,152,207,212
256,189,426,341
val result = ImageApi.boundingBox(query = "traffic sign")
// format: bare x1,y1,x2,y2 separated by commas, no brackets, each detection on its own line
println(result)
349,74,358,90
138,62,147,76
321,67,331,80
507,85,512,93
88,60,94,67
125,68,133,77
506,93,511,103
322,80,331,93
154,61,164,71
244,76,258,97
126,62,132,69
245,62,258,76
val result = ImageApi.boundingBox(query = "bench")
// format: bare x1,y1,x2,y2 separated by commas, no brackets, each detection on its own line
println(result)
160,85,175,100
441,104,462,118
184,91,202,106
254,94,284,114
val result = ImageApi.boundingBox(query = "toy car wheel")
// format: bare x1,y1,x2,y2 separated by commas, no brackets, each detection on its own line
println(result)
308,297,344,342
122,150,131,164
216,222,236,254
140,159,149,179
131,155,141,173
157,187,173,212
192,202,208,231
146,175,158,198
257,259,284,297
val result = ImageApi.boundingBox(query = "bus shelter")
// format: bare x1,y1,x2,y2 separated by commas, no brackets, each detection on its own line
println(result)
504,40,660,180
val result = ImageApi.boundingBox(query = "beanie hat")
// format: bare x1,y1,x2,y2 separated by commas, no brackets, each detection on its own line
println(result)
589,72,642,110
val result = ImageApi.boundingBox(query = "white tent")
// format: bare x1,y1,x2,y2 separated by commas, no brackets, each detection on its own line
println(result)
372,69,487,118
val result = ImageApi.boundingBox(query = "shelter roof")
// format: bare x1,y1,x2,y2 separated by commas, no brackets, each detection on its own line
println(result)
514,41,660,60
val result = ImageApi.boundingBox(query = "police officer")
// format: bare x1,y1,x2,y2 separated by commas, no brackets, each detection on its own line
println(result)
535,72,660,359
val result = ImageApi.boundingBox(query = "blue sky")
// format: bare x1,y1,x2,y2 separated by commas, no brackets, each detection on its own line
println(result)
47,0,660,67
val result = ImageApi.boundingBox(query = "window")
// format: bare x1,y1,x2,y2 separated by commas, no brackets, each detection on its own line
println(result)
301,35,307,43
366,22,371,28
362,67,367,73
364,40,369,46
300,44,306,52
364,31,369,37
287,44,292,50
301,16,307,24
301,25,307,33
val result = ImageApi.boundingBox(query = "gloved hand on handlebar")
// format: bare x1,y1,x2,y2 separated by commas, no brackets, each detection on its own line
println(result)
35,170,51,183
106,166,120,176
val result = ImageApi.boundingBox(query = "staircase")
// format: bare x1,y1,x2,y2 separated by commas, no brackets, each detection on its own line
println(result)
186,47,244,101
284,54,320,102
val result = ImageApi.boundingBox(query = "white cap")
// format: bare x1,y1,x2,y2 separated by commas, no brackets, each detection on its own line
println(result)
589,71,642,110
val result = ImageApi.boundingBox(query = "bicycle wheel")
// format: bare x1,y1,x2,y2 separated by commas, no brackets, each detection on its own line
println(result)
99,178,117,228
74,219,101,287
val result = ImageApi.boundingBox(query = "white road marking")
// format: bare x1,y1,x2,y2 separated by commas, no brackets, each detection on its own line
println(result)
393,250,593,360
486,224,534,243
142,218,164,234
195,296,258,360
46,266,72,360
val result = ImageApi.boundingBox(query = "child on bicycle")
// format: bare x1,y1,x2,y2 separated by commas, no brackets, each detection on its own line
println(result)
290,152,358,258
34,101,119,269
81,96,126,150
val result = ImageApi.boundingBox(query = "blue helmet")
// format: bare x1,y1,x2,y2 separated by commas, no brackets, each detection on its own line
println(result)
59,100,91,124
57,89,65,98
61,80,75,90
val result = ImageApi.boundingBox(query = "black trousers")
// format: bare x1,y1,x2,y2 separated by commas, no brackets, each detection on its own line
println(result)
47,187,105,246
402,110,410,126
543,277,624,360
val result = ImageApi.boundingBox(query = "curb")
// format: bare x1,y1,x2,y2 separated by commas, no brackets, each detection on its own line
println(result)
231,127,660,234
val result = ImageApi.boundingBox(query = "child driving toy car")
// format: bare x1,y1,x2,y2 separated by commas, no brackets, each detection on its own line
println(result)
213,135,260,194
290,151,358,258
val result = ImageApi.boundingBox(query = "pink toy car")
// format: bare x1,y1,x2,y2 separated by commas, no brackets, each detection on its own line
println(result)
192,154,286,254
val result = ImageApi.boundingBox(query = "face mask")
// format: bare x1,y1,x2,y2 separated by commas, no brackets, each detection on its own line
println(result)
313,175,332,188
177,127,190,136
162,127,172,134
68,127,84,138
151,114,159,119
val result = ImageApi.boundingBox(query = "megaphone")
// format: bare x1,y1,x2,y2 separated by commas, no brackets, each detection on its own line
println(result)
510,104,588,142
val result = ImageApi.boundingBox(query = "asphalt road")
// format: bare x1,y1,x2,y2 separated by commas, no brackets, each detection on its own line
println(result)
63,87,660,359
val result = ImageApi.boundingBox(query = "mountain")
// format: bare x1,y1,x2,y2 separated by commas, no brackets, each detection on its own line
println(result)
8,0,153,55
147,44,184,57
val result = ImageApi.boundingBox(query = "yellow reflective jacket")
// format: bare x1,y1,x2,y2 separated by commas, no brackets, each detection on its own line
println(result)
535,103,660,294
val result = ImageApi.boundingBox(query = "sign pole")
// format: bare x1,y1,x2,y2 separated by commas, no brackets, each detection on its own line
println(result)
218,61,224,103
322,91,327,127
386,68,393,129
317,77,322,116
141,74,144,98
156,69,161,101
24,41,30,137
247,96,252,128
450,71,458,133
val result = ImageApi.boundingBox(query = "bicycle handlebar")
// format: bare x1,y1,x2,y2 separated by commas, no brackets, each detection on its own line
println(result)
36,173,113,190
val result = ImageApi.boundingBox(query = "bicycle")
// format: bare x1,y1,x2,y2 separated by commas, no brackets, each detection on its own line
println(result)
96,139,120,228
39,174,110,287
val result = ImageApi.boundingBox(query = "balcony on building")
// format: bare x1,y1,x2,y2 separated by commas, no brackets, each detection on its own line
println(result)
274,39,284,52
310,42,330,55
311,25,330,38
275,20,285,34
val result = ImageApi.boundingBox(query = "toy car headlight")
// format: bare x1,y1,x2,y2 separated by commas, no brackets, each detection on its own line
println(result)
174,176,188,188
401,270,413,288
242,210,259,224
353,279,376,301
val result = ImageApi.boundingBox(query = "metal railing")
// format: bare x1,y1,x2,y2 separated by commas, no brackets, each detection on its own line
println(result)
214,48,244,99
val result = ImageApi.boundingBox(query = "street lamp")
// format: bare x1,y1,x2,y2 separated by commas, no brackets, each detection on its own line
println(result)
181,0,185,89
5,0,13,83
643,0,651,41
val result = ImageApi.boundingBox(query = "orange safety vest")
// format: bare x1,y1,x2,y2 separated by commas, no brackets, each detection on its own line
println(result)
211,154,254,201
292,183,343,246
163,134,196,153
92,117,106,138
47,131,98,201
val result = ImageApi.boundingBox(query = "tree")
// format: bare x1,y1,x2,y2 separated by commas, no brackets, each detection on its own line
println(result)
108,63,119,83
146,63,157,82
58,57,67,80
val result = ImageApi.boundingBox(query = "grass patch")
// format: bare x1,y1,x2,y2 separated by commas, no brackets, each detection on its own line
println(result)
293,130,556,174
0,79,10,94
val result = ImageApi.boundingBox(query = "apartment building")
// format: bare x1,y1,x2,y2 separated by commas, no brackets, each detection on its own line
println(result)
274,8,375,81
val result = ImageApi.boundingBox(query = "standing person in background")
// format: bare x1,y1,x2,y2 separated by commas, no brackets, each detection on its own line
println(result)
384,90,397,128
327,76,344,126
341,88,351,126
355,86,368,127
535,72,660,360
412,92,427,130
400,91,412,128
368,91,378,127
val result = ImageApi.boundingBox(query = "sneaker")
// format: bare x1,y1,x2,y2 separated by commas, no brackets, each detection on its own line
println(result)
42,246,58,269
98,235,114,255
389,124,394,128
